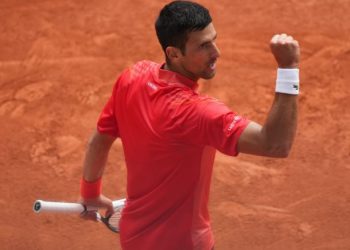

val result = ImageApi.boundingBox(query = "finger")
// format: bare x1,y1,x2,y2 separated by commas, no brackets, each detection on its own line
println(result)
80,210,99,222
98,195,114,216
105,203,115,217
273,34,296,46
281,36,294,45
271,34,280,44
293,39,299,47
285,35,294,42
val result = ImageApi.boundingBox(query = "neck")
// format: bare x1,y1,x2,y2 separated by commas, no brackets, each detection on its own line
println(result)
164,63,198,82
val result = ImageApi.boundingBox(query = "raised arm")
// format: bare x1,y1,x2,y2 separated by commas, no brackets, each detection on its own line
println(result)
238,34,300,158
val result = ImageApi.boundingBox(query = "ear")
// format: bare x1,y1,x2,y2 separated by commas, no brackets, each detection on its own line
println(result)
165,46,181,62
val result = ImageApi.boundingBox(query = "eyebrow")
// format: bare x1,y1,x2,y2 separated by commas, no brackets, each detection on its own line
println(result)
200,33,217,47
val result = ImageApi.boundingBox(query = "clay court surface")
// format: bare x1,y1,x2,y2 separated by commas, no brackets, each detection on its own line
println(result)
1,0,350,249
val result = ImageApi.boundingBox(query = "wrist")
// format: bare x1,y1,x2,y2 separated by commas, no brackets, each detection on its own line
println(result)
80,177,102,199
278,63,299,69
275,68,299,95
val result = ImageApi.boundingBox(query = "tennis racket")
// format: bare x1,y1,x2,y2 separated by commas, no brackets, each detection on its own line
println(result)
33,198,125,233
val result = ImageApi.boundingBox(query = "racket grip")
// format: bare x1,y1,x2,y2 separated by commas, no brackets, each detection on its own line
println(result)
33,200,86,213
112,198,126,208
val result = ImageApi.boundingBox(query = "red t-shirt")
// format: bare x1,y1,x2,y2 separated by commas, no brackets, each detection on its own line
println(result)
97,60,249,250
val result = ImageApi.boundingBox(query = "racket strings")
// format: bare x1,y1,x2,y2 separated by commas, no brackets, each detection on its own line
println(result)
104,207,123,232
108,209,122,227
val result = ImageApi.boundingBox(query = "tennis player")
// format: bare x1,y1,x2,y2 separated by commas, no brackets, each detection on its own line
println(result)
79,1,300,249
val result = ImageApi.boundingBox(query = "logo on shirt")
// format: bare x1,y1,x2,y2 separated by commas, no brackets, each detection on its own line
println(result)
147,81,158,91
227,115,241,132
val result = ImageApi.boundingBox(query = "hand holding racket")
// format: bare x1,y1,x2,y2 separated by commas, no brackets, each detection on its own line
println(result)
33,197,125,233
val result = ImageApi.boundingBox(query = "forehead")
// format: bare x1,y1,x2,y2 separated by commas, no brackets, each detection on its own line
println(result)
186,23,217,45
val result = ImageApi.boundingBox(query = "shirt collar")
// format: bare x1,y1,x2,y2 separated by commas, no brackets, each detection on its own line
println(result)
157,63,199,90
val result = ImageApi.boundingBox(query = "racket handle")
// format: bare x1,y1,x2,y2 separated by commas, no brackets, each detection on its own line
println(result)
33,200,86,213
112,198,126,208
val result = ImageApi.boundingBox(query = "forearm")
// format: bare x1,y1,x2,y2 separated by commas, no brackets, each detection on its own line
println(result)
82,130,116,181
261,93,298,156
78,130,115,214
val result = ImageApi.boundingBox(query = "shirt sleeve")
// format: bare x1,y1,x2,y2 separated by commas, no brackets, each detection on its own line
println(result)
174,97,250,156
96,81,120,138
197,101,249,156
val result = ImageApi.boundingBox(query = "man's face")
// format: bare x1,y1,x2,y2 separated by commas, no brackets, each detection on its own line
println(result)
177,23,220,81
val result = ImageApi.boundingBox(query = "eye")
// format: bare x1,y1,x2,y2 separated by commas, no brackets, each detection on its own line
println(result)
200,42,211,49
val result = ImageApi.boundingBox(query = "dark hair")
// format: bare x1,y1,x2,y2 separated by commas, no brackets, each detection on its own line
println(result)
155,1,212,56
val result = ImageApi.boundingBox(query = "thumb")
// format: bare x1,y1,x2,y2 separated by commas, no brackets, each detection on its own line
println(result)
99,195,114,217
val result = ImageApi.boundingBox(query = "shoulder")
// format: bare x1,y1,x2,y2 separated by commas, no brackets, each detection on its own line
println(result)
115,60,159,88
129,60,159,76
193,94,231,118
161,92,231,126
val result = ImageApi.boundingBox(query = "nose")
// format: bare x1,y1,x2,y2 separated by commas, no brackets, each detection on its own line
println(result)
212,42,221,58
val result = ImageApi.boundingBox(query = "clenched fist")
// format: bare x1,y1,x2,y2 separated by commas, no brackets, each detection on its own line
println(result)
270,34,300,68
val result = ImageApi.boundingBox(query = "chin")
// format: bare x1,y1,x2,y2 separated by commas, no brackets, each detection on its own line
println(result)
201,72,216,80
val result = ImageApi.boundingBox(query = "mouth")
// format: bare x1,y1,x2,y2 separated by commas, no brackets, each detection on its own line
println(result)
209,59,217,70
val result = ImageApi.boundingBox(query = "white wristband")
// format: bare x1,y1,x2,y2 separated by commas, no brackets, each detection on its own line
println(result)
275,68,300,95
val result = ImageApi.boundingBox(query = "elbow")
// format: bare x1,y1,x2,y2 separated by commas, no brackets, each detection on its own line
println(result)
87,133,98,149
86,130,116,151
275,148,291,158
264,143,292,158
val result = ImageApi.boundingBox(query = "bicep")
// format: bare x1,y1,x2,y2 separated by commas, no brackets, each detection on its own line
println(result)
89,129,117,150
237,121,266,156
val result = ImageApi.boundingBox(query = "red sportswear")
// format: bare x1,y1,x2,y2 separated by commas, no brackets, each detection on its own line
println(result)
97,60,249,250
